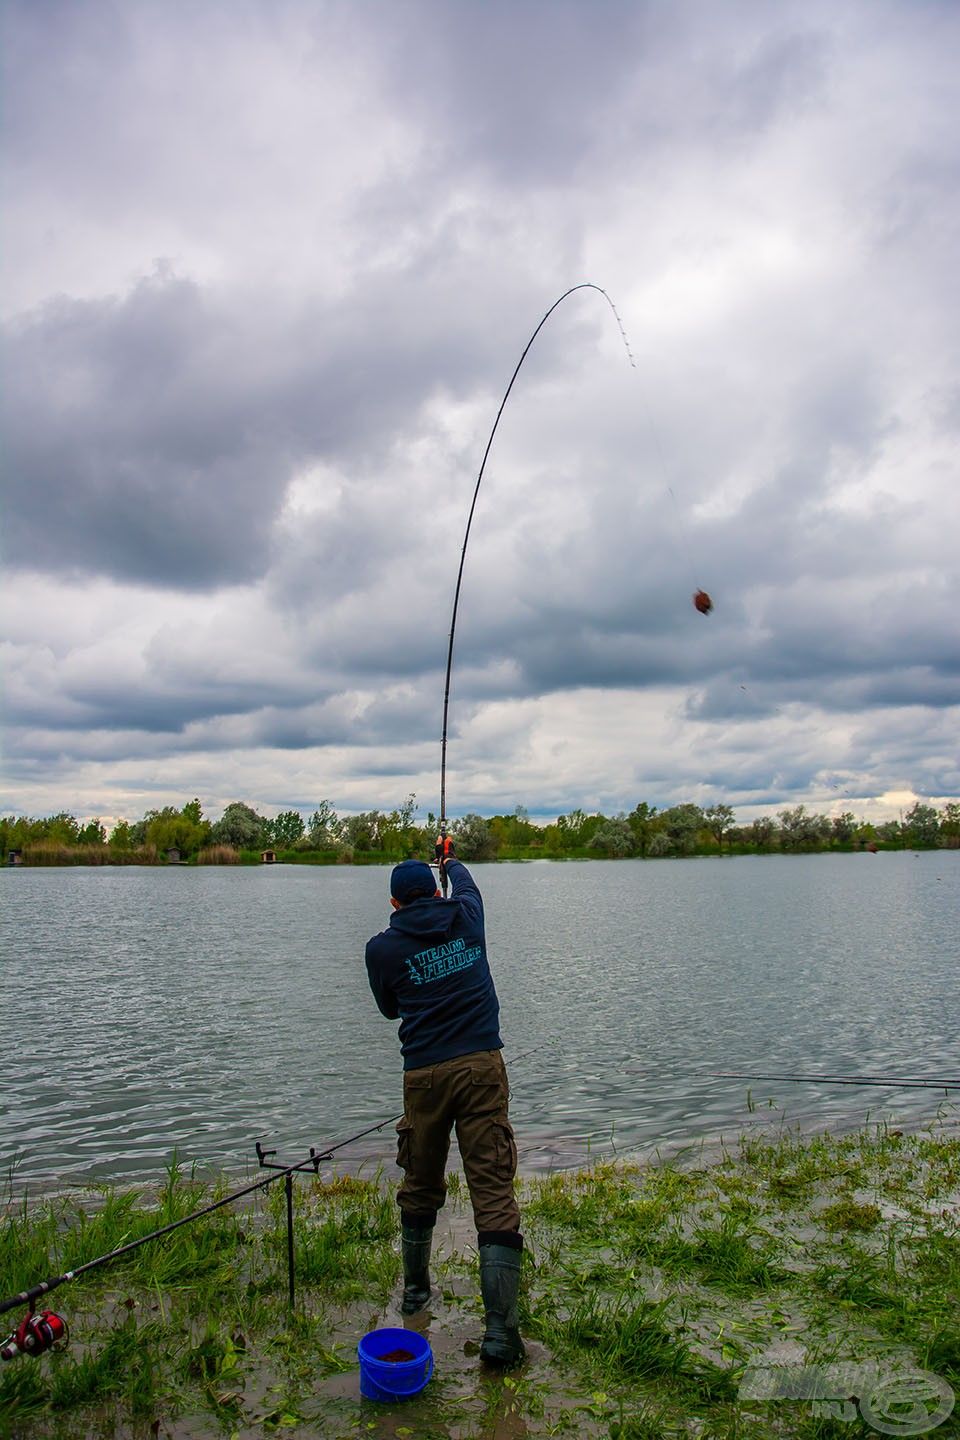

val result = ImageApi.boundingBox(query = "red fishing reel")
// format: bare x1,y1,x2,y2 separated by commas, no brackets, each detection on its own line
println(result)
0,1309,68,1361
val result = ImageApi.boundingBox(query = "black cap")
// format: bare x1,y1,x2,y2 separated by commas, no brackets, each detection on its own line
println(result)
390,860,438,903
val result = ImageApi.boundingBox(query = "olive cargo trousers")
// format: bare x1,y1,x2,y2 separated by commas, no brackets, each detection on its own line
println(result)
396,1048,521,1234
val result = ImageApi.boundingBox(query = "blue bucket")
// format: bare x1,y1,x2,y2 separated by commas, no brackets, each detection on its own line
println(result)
357,1327,434,1402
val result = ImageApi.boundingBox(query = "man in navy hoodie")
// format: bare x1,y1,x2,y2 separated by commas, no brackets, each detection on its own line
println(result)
365,844,524,1366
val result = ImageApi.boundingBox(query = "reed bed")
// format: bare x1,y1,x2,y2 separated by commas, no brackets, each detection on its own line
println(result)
196,845,240,865
17,843,159,866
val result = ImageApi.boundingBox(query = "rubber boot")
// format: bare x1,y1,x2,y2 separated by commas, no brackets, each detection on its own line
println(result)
400,1222,433,1314
478,1244,525,1367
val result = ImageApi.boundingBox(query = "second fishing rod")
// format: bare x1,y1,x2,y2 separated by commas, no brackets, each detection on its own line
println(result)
0,1035,557,1341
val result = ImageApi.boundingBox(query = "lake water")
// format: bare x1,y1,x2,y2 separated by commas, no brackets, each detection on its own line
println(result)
1,853,958,1193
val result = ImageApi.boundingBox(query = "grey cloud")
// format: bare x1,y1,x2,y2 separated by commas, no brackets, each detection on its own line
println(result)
363,1,838,192
3,0,959,820
4,273,284,587
718,29,832,133
358,0,646,186
4,252,609,591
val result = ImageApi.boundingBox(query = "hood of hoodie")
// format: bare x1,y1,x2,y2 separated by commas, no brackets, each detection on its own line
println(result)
389,896,461,939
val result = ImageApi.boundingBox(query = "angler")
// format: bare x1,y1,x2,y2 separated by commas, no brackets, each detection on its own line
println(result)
392,284,636,1363
365,839,524,1368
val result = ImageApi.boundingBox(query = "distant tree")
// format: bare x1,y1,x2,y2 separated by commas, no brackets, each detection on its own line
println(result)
211,802,269,851
627,802,659,857
452,814,499,862
109,820,134,850
704,803,735,851
830,812,857,845
581,815,607,848
587,817,635,857
395,793,418,830
660,804,705,854
778,805,830,851
340,811,379,853
77,819,107,846
44,813,80,845
554,809,607,850
307,801,341,848
647,831,674,857
272,810,305,848
379,794,420,856
748,817,775,850
556,810,581,849
409,811,442,857
0,816,31,859
490,806,537,850
903,802,940,847
145,803,210,858
940,802,960,848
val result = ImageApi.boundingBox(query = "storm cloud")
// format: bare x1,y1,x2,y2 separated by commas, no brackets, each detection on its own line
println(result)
2,0,958,825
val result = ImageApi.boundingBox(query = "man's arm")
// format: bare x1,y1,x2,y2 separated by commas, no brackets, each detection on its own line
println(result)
441,855,484,926
365,941,400,1019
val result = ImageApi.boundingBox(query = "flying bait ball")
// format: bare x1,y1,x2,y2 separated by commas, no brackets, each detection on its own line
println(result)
693,589,713,615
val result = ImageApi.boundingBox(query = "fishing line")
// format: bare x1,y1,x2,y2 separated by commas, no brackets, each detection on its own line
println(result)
438,284,639,882
628,1066,960,1092
620,315,705,603
713,1071,960,1091
634,375,703,597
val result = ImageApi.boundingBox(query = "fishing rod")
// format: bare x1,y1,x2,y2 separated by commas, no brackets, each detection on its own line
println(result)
437,283,637,893
714,1071,960,1091
1,1124,416,1346
0,1142,330,1327
1,1037,556,1341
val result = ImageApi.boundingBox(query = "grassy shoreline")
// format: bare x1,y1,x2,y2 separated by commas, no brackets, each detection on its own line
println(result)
3,1119,959,1439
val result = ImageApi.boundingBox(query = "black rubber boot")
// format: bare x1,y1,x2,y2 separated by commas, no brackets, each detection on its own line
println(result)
400,1222,433,1314
478,1244,525,1367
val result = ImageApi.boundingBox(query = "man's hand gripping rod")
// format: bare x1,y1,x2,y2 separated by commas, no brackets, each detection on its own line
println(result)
434,832,454,897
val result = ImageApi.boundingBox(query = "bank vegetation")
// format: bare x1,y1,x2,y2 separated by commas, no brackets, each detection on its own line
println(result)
2,795,958,867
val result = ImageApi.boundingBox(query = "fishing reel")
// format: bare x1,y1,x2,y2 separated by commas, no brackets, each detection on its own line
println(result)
0,1309,68,1362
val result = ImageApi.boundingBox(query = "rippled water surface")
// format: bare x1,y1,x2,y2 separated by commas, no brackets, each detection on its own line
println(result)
2,853,957,1189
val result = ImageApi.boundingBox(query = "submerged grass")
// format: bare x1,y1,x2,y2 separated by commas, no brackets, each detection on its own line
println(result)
2,1119,960,1438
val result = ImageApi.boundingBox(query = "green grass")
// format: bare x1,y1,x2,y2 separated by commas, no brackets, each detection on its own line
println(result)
3,1121,960,1438
0,1164,380,1436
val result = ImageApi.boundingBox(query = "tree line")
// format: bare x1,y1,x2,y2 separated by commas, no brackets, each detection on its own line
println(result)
2,796,958,865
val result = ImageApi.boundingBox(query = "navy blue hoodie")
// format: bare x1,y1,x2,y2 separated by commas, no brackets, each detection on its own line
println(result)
365,859,502,1070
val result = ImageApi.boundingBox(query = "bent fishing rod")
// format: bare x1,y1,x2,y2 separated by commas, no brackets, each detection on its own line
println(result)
436,284,636,892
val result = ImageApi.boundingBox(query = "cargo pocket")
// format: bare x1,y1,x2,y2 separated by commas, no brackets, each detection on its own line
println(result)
493,1118,518,1179
395,1119,414,1174
471,1059,508,1111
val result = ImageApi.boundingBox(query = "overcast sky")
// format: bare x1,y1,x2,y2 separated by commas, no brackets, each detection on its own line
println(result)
2,0,958,829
